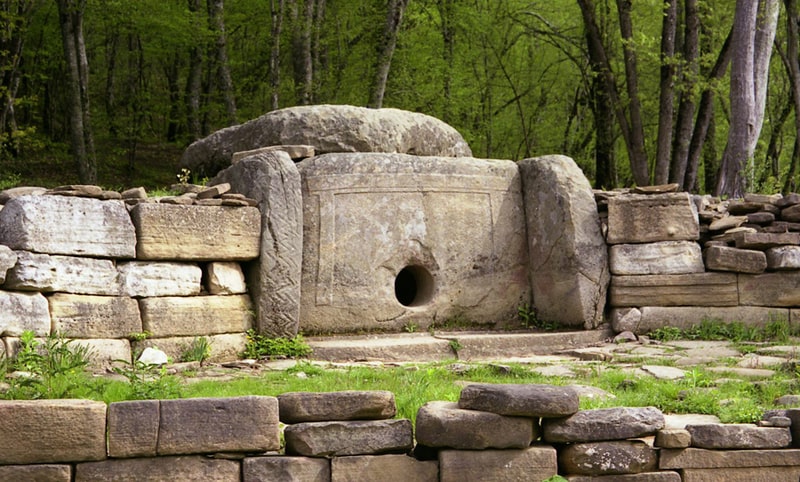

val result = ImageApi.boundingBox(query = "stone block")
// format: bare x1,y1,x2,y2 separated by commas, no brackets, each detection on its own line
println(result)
735,231,800,249
331,455,438,482
68,338,132,368
610,306,789,335
681,467,800,482
4,251,121,295
558,440,658,476
0,290,50,336
766,246,800,270
416,401,534,449
566,472,680,482
609,241,705,275
655,428,692,448
210,153,302,336
297,153,528,335
704,245,767,273
609,273,738,307
687,423,790,449
139,295,253,337
279,390,396,423
232,144,316,163
660,447,800,468
457,383,579,417
607,192,699,244
542,407,664,443
133,333,247,363
284,419,413,457
0,465,71,482
75,456,240,481
0,399,107,464
49,294,142,338
0,245,17,283
130,203,260,261
519,155,609,329
206,262,247,295
0,196,136,258
438,447,557,482
740,272,800,306
118,262,202,297
107,400,159,458
243,456,330,482
157,396,280,455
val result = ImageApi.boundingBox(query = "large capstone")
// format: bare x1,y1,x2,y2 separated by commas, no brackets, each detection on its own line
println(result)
180,104,473,176
297,153,529,334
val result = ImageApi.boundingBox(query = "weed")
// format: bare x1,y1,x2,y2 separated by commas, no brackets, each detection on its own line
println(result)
404,322,419,333
517,303,560,331
180,337,212,363
176,168,192,184
448,339,462,355
112,357,181,400
648,326,683,342
128,331,153,342
0,172,22,190
244,330,312,359
649,318,794,344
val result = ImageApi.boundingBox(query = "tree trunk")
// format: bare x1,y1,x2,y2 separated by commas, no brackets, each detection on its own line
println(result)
55,0,96,184
186,0,203,140
269,0,285,111
0,0,36,151
291,0,314,105
438,0,455,123
670,0,700,189
654,0,678,185
782,0,800,193
368,0,410,109
207,0,237,125
591,69,617,189
716,0,779,197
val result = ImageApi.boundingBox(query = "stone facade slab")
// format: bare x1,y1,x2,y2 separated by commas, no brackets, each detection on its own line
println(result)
0,290,50,336
49,294,142,338
139,295,253,337
278,390,396,423
0,464,71,482
206,261,247,295
458,383,579,417
680,467,800,482
118,262,202,297
243,456,330,482
107,400,160,458
607,193,699,244
609,241,704,275
4,251,121,295
609,273,738,307
610,306,789,335
284,419,413,457
331,455,438,482
75,456,240,482
558,440,658,476
739,272,800,306
415,401,535,449
704,246,767,274
438,447,557,482
687,423,791,449
659,448,800,468
542,407,664,443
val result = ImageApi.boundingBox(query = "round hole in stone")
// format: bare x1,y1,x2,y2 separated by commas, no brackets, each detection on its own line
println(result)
394,265,434,307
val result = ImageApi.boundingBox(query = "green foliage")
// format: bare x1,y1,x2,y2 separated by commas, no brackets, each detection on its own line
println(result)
648,318,795,343
448,339,462,355
243,330,312,359
1,331,96,400
128,331,152,342
111,358,182,400
518,304,560,331
180,337,212,363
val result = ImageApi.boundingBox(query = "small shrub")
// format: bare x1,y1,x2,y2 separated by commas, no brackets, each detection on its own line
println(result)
112,357,181,400
243,330,312,359
518,304,560,331
648,326,683,342
180,337,212,363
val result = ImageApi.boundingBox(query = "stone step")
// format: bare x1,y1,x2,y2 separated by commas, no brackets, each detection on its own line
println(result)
306,328,614,363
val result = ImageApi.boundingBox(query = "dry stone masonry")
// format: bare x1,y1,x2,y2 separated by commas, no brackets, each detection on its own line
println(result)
2,384,800,480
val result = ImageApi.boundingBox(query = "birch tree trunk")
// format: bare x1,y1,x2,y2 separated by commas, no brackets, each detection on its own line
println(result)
368,0,410,109
55,0,96,183
782,0,800,193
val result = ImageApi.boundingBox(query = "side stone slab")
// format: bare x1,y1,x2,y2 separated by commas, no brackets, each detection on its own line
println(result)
519,155,609,329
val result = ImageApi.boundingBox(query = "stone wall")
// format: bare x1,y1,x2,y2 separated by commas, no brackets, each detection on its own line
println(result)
1,385,799,481
0,185,260,366
602,189,800,335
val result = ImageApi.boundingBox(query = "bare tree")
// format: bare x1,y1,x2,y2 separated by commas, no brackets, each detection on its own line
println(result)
782,0,800,192
290,0,314,105
55,0,96,183
269,0,285,111
208,0,237,125
654,0,678,185
186,0,203,140
0,0,38,152
368,0,410,109
670,0,700,189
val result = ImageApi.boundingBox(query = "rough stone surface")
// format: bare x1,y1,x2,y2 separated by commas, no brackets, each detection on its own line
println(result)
739,272,800,306
130,203,260,261
278,390,396,423
297,153,528,334
655,429,692,448
680,467,800,482
609,273,738,307
0,465,71,482
4,251,121,295
75,456,240,482
519,155,609,329
735,231,800,249
704,246,767,273
766,246,800,269
659,448,800,468
438,447,557,482
0,195,136,258
611,306,789,335
133,333,247,363
559,440,658,476
330,455,438,482
0,290,50,336
157,396,280,455
284,419,413,457
607,193,699,244
118,262,202,297
0,245,17,283
139,295,253,337
180,104,472,175
49,294,142,338
458,383,579,417
542,407,664,443
566,473,680,482
687,423,791,449
242,456,330,482
206,261,247,295
107,400,159,458
209,153,302,336
68,339,132,368
0,399,107,464
232,144,316,163
609,241,705,275
415,401,535,449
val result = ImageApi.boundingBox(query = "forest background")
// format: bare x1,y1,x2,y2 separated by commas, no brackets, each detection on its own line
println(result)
1,0,797,198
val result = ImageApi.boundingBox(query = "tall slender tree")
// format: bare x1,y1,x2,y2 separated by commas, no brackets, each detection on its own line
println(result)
368,0,410,108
